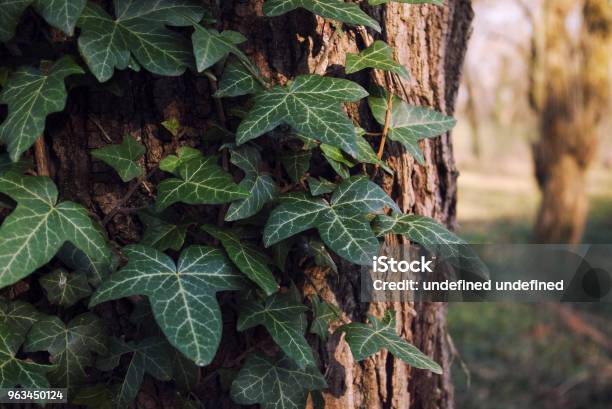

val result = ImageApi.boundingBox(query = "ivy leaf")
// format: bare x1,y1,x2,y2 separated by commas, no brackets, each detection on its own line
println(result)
91,135,145,182
202,225,279,296
355,128,392,173
137,208,191,252
58,242,116,288
77,0,203,82
0,298,41,339
24,313,108,389
91,245,247,366
346,41,409,78
281,150,311,183
0,0,31,42
309,295,340,340
337,311,442,374
0,56,84,161
0,322,53,388
263,0,381,32
237,291,314,368
159,146,202,175
192,27,252,73
0,173,111,289
96,337,172,408
215,60,263,98
307,239,337,274
231,352,326,409
72,384,114,409
156,155,249,212
369,0,443,5
307,176,336,196
372,213,488,277
264,176,398,265
368,88,456,165
39,269,92,307
225,146,277,222
236,75,368,156
33,0,87,35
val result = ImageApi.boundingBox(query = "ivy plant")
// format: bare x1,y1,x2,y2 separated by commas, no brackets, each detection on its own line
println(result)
0,0,475,407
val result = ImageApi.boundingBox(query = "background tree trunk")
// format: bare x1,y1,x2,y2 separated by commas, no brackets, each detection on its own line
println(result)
43,1,472,407
530,0,612,244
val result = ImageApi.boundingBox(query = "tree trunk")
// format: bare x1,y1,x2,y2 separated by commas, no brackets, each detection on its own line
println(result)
531,0,612,244
44,1,472,407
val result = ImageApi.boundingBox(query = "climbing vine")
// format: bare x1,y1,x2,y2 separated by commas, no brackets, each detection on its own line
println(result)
0,0,471,408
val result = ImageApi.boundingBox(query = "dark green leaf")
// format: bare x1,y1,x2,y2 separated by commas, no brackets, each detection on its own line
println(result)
309,294,340,340
215,60,263,98
236,75,368,156
156,155,249,212
0,297,41,338
96,337,172,408
39,269,92,307
307,239,337,274
0,56,84,160
225,146,277,221
24,313,108,389
33,0,87,35
138,209,191,252
58,242,116,288
77,0,203,82
159,146,202,175
72,384,114,409
354,128,392,173
307,176,336,196
0,0,31,42
172,348,200,391
202,225,279,296
337,310,442,373
368,88,456,165
346,40,409,78
192,27,251,73
281,150,311,183
237,291,314,368
0,173,111,289
91,135,145,182
263,0,381,32
91,245,247,366
231,353,326,409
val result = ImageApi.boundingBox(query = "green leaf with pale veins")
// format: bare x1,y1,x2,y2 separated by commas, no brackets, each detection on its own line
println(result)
337,310,442,373
96,337,172,408
138,208,192,252
368,88,456,165
263,0,381,32
77,0,204,82
236,75,368,156
307,176,336,196
281,150,311,183
309,294,340,340
91,135,145,182
90,245,247,366
372,213,488,277
307,238,337,274
346,40,409,78
0,56,84,161
0,0,31,42
24,313,108,389
0,322,53,388
264,176,399,265
202,225,278,296
39,269,92,307
0,172,111,289
58,242,116,288
369,0,443,5
225,146,277,221
156,155,249,212
159,146,202,175
231,353,326,409
192,26,253,73
354,128,392,173
237,291,314,368
215,59,263,98
33,0,87,35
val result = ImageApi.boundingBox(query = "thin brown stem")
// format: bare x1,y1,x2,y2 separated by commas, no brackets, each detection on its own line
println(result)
102,166,158,226
377,90,393,160
34,136,51,177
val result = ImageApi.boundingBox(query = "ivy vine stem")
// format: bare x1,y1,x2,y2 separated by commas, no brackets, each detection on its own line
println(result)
102,166,158,226
34,136,50,177
377,90,394,160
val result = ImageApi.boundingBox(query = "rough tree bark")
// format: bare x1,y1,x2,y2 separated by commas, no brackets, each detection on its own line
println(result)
530,0,612,244
42,1,472,407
